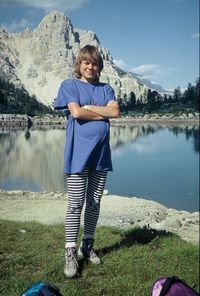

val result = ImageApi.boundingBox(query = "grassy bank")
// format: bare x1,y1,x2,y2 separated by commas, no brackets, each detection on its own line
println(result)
0,220,199,296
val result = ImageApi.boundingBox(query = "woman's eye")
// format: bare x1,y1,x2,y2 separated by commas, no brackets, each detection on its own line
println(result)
82,61,97,67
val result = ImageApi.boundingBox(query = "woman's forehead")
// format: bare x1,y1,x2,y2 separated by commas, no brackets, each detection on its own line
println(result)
81,53,97,62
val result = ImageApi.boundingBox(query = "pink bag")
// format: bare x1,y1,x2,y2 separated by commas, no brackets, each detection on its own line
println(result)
151,276,199,296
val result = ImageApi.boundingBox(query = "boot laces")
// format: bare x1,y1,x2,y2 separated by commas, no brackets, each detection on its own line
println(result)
66,248,78,268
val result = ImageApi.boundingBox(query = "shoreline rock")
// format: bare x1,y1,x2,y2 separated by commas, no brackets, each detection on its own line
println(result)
0,190,199,245
0,113,199,129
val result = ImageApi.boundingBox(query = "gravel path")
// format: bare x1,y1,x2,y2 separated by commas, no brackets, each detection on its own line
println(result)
0,190,199,245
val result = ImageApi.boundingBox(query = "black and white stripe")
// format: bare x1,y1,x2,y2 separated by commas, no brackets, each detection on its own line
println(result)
65,169,107,247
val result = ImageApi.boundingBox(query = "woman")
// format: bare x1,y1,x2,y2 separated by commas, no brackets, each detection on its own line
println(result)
55,45,120,278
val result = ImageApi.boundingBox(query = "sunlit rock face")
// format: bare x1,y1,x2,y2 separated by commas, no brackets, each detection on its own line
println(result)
0,10,165,107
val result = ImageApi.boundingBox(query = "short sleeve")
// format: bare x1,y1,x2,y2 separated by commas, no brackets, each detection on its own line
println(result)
105,84,116,103
54,79,79,109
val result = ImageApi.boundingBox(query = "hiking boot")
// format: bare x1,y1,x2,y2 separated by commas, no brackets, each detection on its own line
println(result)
64,247,79,278
78,238,101,265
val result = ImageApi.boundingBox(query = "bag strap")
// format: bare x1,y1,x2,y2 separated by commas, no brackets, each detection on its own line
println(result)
159,276,179,296
40,286,53,296
46,284,63,296
159,276,200,296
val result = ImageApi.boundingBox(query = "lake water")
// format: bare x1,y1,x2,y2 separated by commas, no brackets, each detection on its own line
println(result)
0,123,199,212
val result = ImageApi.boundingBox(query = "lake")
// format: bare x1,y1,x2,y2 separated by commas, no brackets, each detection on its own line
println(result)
0,123,199,212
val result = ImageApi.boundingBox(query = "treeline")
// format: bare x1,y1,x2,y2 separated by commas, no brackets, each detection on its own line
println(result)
119,77,200,114
0,78,53,115
0,76,199,116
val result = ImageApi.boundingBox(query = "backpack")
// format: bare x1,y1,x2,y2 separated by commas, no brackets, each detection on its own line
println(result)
151,276,200,296
20,282,63,296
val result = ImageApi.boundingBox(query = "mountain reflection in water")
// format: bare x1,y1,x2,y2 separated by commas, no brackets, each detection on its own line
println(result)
0,123,199,212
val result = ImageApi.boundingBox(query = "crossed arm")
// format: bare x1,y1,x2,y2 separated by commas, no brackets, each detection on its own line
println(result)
67,100,120,120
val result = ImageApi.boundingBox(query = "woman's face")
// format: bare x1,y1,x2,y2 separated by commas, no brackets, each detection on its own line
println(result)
79,59,99,83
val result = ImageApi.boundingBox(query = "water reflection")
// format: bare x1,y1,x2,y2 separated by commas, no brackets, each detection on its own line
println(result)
25,130,31,140
110,123,199,153
169,125,199,153
0,123,199,211
0,129,66,192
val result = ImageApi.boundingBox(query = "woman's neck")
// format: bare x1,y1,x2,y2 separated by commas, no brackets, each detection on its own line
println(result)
80,77,94,84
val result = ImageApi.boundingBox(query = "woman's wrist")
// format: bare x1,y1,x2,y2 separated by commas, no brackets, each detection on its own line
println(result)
82,105,91,110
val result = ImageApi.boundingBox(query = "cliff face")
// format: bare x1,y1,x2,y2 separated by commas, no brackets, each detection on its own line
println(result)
0,10,164,106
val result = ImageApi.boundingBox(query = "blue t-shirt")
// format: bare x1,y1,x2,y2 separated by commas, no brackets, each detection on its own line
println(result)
55,78,116,174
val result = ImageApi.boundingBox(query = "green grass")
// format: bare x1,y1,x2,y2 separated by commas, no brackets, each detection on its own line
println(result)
0,220,199,296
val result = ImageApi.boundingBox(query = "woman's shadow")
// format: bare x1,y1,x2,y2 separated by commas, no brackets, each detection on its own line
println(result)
78,226,172,275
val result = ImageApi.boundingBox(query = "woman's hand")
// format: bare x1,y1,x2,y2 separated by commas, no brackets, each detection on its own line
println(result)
82,105,90,110
68,102,104,120
82,101,120,118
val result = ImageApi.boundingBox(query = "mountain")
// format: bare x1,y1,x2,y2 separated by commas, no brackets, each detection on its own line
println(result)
0,10,168,107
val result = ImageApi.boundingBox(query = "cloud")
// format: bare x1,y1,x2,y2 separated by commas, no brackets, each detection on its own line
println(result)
113,59,132,72
0,0,90,12
1,19,31,32
190,33,200,39
131,64,165,79
0,0,91,31
114,59,176,81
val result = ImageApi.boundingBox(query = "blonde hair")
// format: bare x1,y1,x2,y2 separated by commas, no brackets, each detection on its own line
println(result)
74,45,104,80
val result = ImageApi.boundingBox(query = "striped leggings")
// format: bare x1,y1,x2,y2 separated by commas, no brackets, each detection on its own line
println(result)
65,168,107,248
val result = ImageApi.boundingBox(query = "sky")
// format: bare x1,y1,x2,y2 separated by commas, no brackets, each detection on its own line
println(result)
0,0,199,91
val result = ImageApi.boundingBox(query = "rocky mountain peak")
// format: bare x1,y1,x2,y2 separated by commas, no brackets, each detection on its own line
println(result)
19,28,33,39
36,10,71,33
0,10,166,106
